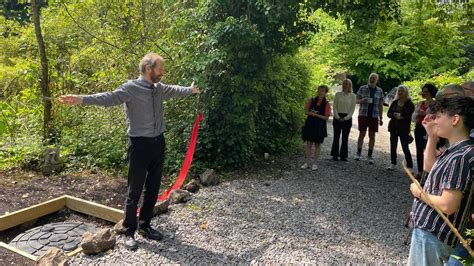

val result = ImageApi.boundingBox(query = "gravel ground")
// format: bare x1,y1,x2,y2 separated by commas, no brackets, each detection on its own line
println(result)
70,114,416,264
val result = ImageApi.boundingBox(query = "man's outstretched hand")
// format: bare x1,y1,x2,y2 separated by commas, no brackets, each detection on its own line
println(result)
191,82,200,94
58,95,83,105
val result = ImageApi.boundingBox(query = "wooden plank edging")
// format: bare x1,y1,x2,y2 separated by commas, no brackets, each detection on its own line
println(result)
0,194,123,260
0,241,37,261
0,196,67,231
65,195,123,223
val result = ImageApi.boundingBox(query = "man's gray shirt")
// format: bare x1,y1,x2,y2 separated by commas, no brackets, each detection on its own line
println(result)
82,76,192,137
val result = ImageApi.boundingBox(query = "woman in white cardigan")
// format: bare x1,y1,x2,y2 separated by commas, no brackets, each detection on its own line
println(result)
330,78,356,161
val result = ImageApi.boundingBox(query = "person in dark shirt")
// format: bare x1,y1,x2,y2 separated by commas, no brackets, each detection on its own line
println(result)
301,85,332,170
386,85,415,171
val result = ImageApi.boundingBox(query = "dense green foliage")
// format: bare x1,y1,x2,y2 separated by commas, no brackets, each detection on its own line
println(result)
0,1,313,172
196,1,314,168
0,0,472,174
255,55,310,155
302,0,473,91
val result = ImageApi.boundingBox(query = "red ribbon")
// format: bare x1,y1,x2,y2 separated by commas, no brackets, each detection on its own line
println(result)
158,113,203,201
137,113,203,214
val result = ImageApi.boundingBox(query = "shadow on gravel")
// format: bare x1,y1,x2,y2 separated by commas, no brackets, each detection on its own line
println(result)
155,119,414,263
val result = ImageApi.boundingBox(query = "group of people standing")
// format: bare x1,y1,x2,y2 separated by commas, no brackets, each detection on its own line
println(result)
301,73,386,169
300,73,472,176
301,74,474,265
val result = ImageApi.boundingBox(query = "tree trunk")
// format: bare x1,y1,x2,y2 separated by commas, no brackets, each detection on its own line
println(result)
31,0,53,144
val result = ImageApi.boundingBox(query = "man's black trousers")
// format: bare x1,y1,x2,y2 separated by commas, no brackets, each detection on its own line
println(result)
123,134,165,235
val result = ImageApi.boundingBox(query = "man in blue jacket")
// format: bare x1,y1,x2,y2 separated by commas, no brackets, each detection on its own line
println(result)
58,53,200,250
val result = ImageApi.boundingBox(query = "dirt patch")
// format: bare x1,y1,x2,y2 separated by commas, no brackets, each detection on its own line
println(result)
0,169,127,262
0,169,128,215
0,154,293,262
0,151,293,215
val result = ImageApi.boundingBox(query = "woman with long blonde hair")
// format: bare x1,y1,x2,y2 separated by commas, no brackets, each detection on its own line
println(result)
330,79,356,161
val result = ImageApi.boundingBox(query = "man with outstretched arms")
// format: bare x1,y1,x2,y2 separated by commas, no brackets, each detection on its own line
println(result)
58,53,200,250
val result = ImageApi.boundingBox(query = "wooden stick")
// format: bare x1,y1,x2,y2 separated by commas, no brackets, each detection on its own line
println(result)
67,247,83,257
403,165,474,257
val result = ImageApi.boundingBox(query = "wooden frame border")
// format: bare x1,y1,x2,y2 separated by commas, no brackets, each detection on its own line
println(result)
0,195,123,261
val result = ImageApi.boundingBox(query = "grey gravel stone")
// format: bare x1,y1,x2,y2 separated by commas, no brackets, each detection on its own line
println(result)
70,116,413,264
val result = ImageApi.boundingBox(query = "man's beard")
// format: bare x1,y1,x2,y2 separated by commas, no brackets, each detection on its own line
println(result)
151,73,161,83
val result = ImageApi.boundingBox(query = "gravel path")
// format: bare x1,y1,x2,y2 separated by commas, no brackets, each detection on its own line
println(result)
71,113,416,264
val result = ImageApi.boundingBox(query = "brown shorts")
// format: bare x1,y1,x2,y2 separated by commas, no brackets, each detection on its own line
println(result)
358,116,379,132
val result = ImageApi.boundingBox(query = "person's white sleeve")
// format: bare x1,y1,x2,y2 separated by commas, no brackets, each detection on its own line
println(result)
333,92,340,120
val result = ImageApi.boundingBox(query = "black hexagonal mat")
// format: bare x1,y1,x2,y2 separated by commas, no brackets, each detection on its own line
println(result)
9,222,97,256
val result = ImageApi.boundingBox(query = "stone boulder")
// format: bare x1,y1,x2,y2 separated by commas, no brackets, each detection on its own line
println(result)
113,219,125,234
42,147,62,176
80,228,116,254
200,169,218,186
35,247,69,266
184,179,200,193
170,189,192,204
153,199,170,216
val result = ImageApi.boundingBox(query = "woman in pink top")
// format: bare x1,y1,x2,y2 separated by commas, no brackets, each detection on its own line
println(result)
412,83,438,178
301,85,332,170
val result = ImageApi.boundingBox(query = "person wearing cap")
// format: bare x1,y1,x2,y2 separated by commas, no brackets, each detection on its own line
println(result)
436,84,465,100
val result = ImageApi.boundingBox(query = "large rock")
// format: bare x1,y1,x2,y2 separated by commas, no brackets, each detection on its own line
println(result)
80,228,116,254
35,247,69,266
200,169,219,186
113,219,125,234
42,147,62,176
184,179,200,193
153,199,170,216
170,189,192,204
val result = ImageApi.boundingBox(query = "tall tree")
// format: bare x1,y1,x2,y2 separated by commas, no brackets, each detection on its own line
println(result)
31,0,52,144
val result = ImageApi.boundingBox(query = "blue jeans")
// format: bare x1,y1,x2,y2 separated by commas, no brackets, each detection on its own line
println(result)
408,228,454,266
447,241,472,265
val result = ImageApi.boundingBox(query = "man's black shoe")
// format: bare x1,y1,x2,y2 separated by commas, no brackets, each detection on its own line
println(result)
138,227,163,241
124,235,137,250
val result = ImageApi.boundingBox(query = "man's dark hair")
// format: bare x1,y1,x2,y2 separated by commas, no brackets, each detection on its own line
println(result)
430,96,474,131
422,83,438,98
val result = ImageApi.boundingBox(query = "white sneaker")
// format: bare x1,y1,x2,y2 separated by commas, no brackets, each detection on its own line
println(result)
387,164,396,170
311,164,318,170
354,154,361,161
300,163,309,169
368,156,375,165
